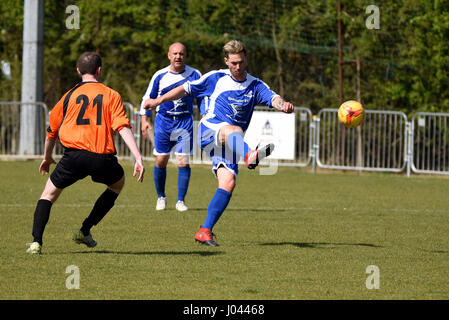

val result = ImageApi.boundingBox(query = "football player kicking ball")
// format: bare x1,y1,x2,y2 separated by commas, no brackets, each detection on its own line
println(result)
26,52,144,254
143,40,294,246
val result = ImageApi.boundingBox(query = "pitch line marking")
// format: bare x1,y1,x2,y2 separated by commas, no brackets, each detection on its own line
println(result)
0,203,448,213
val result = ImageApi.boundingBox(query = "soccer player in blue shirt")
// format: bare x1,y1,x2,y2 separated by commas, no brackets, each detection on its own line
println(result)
140,43,204,212
143,40,294,246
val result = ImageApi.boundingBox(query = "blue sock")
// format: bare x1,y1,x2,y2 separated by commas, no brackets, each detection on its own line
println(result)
202,188,232,230
227,131,251,159
153,166,166,198
177,166,191,202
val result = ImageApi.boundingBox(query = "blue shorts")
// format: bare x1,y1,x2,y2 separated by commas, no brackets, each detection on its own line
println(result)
154,113,193,155
197,117,240,177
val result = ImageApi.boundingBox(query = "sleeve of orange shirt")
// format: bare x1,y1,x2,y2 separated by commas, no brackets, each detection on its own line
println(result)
46,93,66,140
110,91,131,132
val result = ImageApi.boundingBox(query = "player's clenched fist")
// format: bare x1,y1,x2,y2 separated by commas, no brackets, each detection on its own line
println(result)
281,102,294,113
143,98,159,110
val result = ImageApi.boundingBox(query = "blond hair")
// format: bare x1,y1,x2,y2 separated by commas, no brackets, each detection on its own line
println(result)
223,40,246,58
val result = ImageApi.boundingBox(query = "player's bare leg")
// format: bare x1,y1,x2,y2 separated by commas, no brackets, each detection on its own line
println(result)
219,125,274,169
107,175,125,194
218,125,243,146
40,178,63,202
216,167,236,193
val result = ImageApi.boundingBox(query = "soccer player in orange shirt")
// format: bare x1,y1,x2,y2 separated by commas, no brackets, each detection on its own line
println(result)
26,52,145,254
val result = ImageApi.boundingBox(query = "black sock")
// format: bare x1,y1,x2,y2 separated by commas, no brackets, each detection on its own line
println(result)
32,199,53,245
81,189,119,235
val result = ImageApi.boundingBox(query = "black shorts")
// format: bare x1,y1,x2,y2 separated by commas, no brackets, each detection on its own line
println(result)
50,148,124,189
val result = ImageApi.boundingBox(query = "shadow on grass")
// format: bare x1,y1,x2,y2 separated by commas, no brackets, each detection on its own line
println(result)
71,250,224,256
175,207,293,212
259,242,383,249
226,208,294,212
420,249,449,254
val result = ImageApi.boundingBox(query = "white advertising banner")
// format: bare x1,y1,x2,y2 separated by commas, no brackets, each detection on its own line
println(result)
244,111,296,160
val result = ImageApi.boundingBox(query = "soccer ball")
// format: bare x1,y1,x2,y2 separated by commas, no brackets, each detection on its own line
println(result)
338,100,365,128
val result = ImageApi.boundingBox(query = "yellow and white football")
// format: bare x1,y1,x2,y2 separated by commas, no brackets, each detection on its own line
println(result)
338,100,365,128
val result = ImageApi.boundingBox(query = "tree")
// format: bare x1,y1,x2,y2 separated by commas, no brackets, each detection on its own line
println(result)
1,0,448,115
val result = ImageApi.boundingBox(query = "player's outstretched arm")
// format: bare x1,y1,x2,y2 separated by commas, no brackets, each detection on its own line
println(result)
118,127,145,182
39,137,56,175
140,115,152,141
142,85,188,111
272,96,295,113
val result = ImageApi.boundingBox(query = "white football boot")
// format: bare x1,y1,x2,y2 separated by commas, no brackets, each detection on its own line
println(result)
156,197,167,211
175,200,188,212
26,242,42,254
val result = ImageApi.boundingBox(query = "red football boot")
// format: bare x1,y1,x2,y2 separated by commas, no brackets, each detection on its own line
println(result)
244,143,275,169
195,226,219,247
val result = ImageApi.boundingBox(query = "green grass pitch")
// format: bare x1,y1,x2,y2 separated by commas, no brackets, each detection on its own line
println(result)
1,159,449,299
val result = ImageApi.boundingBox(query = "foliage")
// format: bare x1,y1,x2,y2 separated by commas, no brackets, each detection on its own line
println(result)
0,0,448,114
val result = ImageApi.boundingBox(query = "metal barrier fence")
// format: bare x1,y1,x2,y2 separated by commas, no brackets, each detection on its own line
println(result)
125,105,314,166
114,102,140,158
3,101,449,176
411,112,449,175
315,109,408,172
286,106,314,167
0,101,48,156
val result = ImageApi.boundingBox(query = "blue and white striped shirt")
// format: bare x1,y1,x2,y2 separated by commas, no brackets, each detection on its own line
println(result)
184,69,279,131
140,65,203,117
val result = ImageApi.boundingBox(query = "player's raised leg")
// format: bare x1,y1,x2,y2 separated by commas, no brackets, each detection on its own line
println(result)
244,143,275,170
221,125,274,170
220,125,249,161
